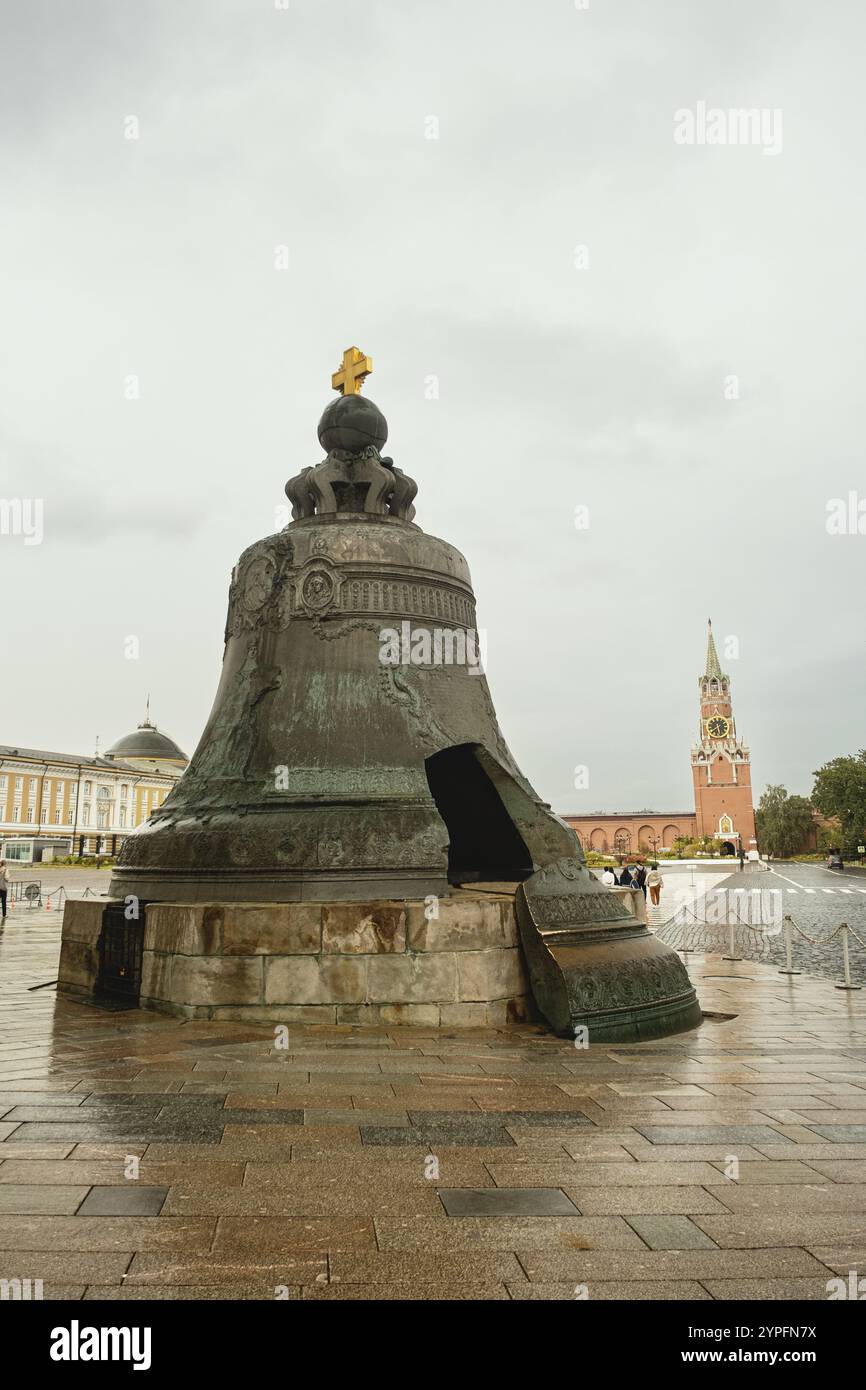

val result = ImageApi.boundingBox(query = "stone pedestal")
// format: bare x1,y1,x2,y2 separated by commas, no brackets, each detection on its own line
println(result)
58,891,535,1027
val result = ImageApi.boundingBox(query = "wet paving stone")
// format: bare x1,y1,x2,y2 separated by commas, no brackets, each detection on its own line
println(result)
635,1125,794,1146
438,1188,579,1216
407,1110,593,1129
5,1123,224,1144
626,1214,719,1250
0,1093,87,1108
806,1125,866,1143
76,1186,168,1217
303,1109,409,1126
360,1124,516,1147
0,1185,90,1215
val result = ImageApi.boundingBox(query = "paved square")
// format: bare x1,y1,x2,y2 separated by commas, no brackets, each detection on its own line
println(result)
1,918,865,1300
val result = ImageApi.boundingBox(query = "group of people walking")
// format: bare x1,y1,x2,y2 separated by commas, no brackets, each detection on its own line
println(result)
601,861,665,906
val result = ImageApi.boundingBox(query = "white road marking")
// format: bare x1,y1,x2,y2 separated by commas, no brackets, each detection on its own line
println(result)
769,867,866,901
769,870,806,890
786,888,799,894
840,889,855,895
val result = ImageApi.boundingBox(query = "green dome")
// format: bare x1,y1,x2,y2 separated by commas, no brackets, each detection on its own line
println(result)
106,720,187,764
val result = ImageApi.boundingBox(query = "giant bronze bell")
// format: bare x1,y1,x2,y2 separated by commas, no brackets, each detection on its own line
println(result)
110,348,701,1040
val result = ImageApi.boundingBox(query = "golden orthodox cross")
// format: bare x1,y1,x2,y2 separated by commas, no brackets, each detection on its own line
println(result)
331,345,372,395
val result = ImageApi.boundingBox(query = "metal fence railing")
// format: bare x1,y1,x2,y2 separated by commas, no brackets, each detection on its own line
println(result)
656,892,864,991
3,881,101,914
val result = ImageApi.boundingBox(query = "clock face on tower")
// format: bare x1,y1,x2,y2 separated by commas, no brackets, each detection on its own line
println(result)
706,715,730,738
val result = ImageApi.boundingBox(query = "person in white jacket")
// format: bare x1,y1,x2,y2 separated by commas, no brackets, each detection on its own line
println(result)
601,868,616,887
645,863,664,906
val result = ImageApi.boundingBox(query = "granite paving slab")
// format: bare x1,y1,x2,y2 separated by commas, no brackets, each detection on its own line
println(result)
806,1125,866,1142
507,1280,713,1300
124,1253,327,1285
692,1213,866,1247
625,1215,718,1250
0,1185,90,1214
486,1161,724,1187
636,1125,794,1146
360,1124,516,1147
304,1108,410,1126
82,1284,300,1300
162,1185,444,1216
301,1283,511,1300
327,1251,527,1283
76,1186,168,1216
706,1182,866,1213
564,1186,731,1216
801,1160,866,1181
516,1247,835,1282
0,1252,133,1283
211,1216,376,1253
0,1215,215,1252
374,1214,644,1250
700,1278,837,1299
438,1188,579,1217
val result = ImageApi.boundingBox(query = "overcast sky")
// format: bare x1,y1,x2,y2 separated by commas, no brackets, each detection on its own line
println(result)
2,0,864,815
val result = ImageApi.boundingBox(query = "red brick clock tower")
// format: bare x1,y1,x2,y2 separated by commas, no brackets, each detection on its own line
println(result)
691,621,757,853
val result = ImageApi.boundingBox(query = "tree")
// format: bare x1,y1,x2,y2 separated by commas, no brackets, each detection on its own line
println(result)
755,785,815,857
817,824,841,852
671,834,725,858
811,752,866,850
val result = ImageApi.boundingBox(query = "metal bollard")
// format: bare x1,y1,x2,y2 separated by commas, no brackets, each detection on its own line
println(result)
722,916,741,962
835,924,862,991
778,915,801,976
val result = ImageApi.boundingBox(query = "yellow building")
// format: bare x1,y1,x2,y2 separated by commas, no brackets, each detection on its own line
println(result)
0,715,188,862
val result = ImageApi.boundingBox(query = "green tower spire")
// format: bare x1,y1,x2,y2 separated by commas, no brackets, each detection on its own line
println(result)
704,619,722,679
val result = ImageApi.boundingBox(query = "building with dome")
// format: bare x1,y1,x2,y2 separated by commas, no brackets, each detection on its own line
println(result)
104,715,189,774
0,709,188,862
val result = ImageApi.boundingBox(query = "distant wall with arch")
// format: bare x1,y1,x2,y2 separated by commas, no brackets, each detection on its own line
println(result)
565,814,697,855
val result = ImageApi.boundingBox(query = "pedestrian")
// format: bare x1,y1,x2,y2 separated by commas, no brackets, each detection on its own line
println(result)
601,866,616,887
0,861,9,922
619,865,633,888
632,863,647,897
738,846,745,872
646,862,664,906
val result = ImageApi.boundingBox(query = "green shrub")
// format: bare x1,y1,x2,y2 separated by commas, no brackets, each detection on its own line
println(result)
51,855,117,868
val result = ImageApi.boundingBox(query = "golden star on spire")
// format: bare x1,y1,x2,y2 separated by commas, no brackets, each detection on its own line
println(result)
331,345,372,396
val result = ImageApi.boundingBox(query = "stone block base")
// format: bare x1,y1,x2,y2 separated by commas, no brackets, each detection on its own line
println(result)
57,893,534,1026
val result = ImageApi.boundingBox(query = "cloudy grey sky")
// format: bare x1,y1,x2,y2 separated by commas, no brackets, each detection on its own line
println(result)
2,0,864,814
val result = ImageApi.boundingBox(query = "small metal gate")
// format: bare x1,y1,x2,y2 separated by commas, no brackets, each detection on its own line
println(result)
96,903,144,1001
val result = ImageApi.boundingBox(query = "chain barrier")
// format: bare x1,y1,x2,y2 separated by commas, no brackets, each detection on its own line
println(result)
5,881,76,913
656,892,864,991
656,890,783,959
